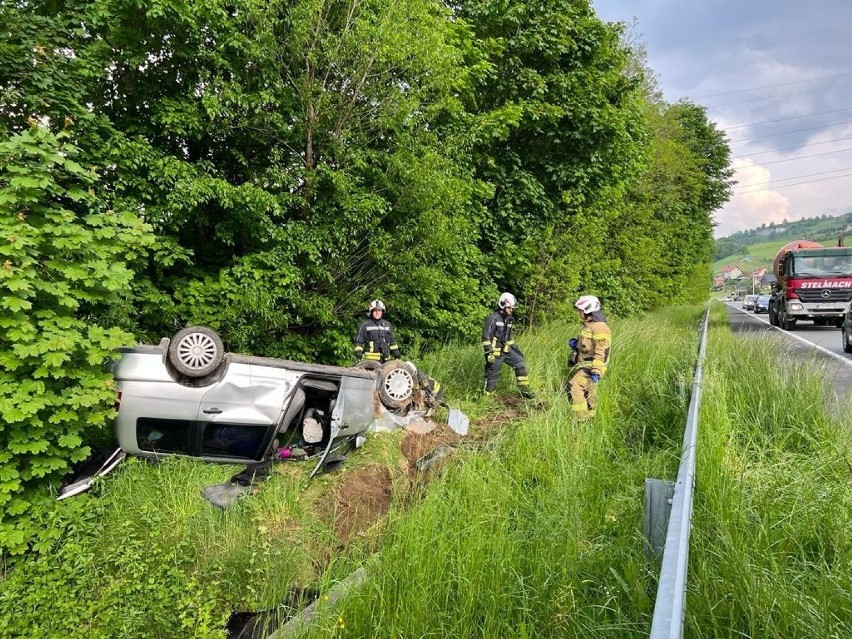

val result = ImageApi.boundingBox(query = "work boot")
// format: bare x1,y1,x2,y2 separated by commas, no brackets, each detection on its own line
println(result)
518,386,535,400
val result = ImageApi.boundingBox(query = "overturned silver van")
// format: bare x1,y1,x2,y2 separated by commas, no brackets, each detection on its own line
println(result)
111,326,430,476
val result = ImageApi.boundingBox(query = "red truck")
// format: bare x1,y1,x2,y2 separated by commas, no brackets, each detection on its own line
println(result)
769,240,852,329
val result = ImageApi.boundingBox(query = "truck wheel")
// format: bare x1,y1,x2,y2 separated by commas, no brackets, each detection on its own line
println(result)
769,306,777,326
844,328,852,354
781,310,795,331
378,361,416,409
168,326,225,378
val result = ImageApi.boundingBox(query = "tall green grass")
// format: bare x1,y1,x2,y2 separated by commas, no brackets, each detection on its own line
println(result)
0,308,705,638
17,305,845,638
304,308,705,638
687,304,852,637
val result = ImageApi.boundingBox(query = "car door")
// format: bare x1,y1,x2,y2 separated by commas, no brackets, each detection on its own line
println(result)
196,362,295,461
112,349,206,456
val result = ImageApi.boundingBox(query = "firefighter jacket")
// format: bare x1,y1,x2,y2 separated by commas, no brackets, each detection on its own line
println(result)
482,309,518,356
572,313,610,376
354,318,400,361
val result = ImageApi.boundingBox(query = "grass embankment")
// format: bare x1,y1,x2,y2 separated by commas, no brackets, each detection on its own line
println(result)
302,308,704,638
0,308,703,638
687,304,852,636
305,305,852,638
5,305,850,638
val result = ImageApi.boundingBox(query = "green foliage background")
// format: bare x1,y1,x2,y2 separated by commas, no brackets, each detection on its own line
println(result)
0,0,730,552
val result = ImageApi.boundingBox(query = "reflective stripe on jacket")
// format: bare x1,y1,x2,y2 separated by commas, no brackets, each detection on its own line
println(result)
354,318,400,359
575,319,610,375
482,309,515,354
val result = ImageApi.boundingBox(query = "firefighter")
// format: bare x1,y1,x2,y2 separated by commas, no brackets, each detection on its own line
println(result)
354,299,401,363
566,295,610,420
482,292,534,398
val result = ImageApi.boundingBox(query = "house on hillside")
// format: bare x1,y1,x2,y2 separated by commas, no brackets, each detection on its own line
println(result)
712,275,725,290
751,267,766,280
720,265,743,280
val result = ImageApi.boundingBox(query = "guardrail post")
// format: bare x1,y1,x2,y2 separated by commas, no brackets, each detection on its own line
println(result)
643,478,674,561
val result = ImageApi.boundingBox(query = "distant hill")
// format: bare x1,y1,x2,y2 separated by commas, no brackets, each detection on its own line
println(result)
712,211,852,277
714,211,852,264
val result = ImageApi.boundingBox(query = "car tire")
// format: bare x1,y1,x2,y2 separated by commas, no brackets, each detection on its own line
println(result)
378,360,416,409
168,326,225,378
844,328,852,353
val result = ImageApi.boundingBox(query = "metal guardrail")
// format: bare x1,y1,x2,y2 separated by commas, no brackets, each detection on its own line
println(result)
648,307,710,639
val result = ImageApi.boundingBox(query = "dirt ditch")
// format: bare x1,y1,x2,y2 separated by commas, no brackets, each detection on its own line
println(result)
320,396,531,547
326,464,393,545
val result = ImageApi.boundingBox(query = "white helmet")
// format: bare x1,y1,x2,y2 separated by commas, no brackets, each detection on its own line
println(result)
498,292,517,309
369,299,386,314
574,295,601,314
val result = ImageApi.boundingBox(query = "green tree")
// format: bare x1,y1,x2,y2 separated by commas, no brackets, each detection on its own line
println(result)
0,125,152,553
456,0,649,317
1,0,491,361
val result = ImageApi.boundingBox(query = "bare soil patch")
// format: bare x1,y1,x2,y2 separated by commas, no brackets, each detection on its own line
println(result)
401,425,461,476
328,463,393,545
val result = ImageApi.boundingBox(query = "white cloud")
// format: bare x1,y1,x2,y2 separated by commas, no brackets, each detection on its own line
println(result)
593,0,852,237
714,158,789,235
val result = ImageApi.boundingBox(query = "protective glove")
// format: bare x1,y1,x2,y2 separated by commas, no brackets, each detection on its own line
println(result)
589,372,601,383
568,338,578,350
485,351,497,364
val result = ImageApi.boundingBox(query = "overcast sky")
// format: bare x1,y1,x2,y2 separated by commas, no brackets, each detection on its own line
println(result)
593,0,852,238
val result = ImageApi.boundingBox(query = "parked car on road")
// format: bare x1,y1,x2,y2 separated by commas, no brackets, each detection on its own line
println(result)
842,304,852,353
742,294,759,310
754,295,771,314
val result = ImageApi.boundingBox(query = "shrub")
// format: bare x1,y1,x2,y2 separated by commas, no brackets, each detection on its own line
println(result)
0,124,152,553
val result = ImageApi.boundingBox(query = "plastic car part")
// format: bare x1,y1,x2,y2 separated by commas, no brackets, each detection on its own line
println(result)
56,445,126,501
168,326,225,377
378,361,416,409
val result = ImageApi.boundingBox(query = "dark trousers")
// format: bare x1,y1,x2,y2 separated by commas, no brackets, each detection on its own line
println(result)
484,347,528,392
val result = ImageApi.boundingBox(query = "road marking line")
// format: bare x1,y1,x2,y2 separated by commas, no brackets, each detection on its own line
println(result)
724,302,852,368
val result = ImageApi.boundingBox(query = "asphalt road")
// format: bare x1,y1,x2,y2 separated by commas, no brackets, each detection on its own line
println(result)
724,303,852,412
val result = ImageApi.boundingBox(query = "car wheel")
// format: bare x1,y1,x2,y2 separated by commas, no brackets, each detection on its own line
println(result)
844,328,852,354
168,326,225,377
379,361,416,409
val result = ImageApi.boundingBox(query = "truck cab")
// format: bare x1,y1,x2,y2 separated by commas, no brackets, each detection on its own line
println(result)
770,246,852,329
